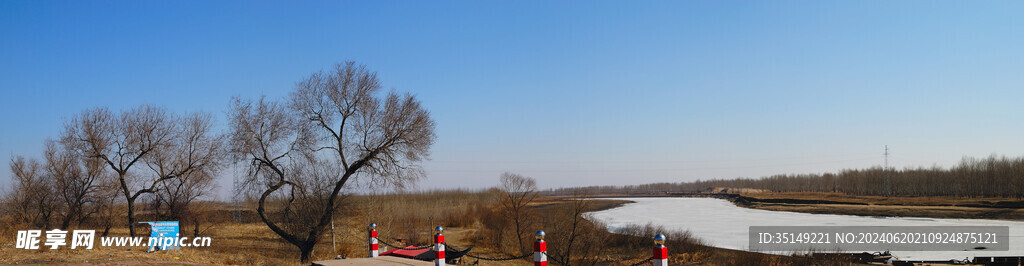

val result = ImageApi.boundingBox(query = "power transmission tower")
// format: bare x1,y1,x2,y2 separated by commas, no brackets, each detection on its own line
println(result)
884,145,890,197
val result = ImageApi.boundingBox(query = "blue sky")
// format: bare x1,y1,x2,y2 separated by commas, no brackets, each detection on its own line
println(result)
2,1,1023,196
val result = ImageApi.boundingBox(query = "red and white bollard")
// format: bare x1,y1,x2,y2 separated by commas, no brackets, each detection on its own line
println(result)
368,223,378,258
653,233,667,266
434,226,445,265
534,230,547,266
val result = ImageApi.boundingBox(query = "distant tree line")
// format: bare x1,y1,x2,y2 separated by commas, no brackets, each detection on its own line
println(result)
547,155,1024,199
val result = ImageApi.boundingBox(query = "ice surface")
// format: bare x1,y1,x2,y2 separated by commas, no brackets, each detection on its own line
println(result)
587,197,1024,260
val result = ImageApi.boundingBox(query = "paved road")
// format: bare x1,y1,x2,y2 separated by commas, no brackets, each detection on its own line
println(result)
313,256,433,266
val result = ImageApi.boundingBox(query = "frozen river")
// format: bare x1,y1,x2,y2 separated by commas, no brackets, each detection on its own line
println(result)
587,197,1024,260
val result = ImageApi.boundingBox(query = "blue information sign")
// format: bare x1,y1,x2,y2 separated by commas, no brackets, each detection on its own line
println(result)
142,221,180,252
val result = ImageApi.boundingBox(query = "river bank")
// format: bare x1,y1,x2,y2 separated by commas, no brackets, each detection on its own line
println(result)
543,197,852,265
587,197,1024,261
588,191,1024,221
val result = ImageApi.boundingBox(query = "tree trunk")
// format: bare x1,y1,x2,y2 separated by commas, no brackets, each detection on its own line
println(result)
60,212,74,230
127,199,137,237
300,243,314,264
118,172,138,237
513,214,524,254
193,218,200,238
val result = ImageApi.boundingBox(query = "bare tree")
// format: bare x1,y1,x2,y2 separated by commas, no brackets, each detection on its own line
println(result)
145,112,223,221
561,188,592,264
63,106,169,236
94,186,124,237
7,156,58,228
229,61,436,263
149,170,215,220
64,106,222,236
44,139,109,229
498,172,538,254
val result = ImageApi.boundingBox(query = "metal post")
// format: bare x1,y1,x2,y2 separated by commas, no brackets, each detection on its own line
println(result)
534,230,547,266
653,233,667,266
368,223,378,258
434,226,445,265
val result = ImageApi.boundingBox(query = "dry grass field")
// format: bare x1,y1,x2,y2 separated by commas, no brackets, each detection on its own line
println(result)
0,190,527,265
0,221,314,265
1,191,854,265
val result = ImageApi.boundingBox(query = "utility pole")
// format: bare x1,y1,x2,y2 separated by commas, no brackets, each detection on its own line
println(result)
884,145,890,197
